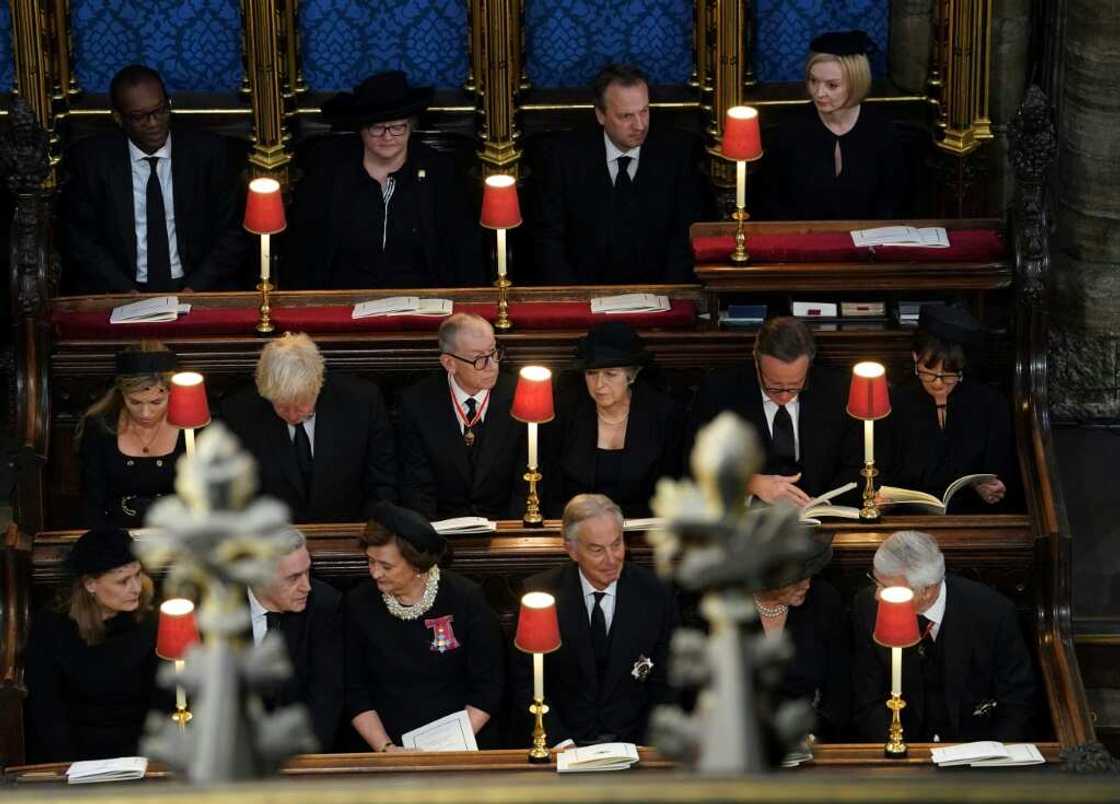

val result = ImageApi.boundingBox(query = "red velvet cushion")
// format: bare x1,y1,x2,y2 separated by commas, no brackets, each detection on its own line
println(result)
691,229,1006,264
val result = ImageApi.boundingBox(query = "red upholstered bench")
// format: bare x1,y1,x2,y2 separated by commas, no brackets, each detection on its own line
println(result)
691,229,1006,264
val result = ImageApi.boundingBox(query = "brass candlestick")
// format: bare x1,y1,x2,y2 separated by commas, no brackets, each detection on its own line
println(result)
495,275,513,331
730,207,750,263
884,693,907,758
256,280,275,334
171,702,193,732
859,461,881,520
528,699,550,763
523,468,543,527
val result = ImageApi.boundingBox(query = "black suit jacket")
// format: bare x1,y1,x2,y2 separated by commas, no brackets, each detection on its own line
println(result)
267,578,344,750
851,574,1036,742
533,125,707,283
220,374,396,522
687,363,862,500
514,563,678,745
398,372,525,520
60,128,248,293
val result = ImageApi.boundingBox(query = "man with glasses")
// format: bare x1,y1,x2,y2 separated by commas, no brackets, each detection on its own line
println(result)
289,70,482,289
61,64,248,293
688,316,861,506
398,313,526,519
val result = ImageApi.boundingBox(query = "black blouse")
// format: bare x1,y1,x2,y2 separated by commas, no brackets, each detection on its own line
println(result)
79,421,184,528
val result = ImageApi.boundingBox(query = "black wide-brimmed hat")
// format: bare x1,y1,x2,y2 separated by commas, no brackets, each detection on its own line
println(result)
370,501,446,556
321,71,434,131
115,348,177,376
764,530,834,589
572,321,654,371
66,527,137,577
810,30,874,57
918,303,984,347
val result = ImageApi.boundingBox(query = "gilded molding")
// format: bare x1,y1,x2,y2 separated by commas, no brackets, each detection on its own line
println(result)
930,0,994,155
9,0,72,176
241,0,297,180
471,0,522,173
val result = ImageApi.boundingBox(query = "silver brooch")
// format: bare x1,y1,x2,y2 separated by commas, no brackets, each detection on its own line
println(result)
631,655,653,681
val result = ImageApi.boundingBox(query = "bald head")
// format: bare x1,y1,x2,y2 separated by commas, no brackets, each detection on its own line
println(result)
438,313,501,395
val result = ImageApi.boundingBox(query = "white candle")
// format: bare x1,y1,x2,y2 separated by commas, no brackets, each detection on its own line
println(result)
864,419,874,464
185,427,196,457
496,228,508,278
890,647,902,697
260,233,271,283
533,652,544,701
175,659,186,710
736,160,746,209
528,422,539,470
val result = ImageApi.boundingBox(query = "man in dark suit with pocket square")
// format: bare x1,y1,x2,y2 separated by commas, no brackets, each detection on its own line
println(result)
513,494,679,745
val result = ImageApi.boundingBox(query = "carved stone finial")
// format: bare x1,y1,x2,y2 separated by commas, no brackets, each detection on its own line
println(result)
0,98,51,193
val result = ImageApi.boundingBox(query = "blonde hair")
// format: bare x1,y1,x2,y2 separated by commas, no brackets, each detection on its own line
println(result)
75,340,174,446
65,571,155,646
255,332,325,403
805,52,871,108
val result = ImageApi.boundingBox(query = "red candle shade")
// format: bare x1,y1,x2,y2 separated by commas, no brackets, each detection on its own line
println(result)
168,372,211,429
723,106,763,162
873,586,921,648
847,361,891,420
512,366,555,423
481,174,522,230
515,592,561,654
156,598,200,661
243,177,287,235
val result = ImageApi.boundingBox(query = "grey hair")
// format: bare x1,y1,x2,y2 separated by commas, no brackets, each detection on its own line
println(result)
873,530,946,589
276,527,307,556
561,494,624,544
255,332,325,403
438,313,492,355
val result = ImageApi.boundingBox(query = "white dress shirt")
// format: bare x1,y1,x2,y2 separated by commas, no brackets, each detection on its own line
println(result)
286,414,316,456
449,374,489,433
921,580,948,641
759,388,801,461
578,569,618,633
604,132,640,185
128,135,183,282
247,587,270,645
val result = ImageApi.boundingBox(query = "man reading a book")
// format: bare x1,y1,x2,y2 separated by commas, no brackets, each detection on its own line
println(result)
851,530,1037,742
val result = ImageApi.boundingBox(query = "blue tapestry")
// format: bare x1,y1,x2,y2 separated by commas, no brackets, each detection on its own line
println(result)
525,0,693,88
71,0,242,93
755,0,888,82
301,0,468,91
0,4,11,93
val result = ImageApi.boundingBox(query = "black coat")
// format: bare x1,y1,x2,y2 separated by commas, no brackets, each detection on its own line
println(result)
398,372,526,520
514,562,679,745
79,422,184,528
851,574,1037,742
544,380,684,518
220,374,396,522
266,578,344,751
688,363,863,500
533,125,707,284
780,578,851,740
60,128,249,293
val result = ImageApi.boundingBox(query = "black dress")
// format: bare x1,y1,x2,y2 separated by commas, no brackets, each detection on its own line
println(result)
778,578,851,740
343,570,505,747
758,103,906,220
24,609,159,762
80,422,184,528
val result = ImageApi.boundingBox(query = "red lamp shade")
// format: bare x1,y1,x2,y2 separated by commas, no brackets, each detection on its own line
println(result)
515,592,561,654
873,586,921,648
481,174,522,229
156,598,200,660
511,366,555,423
243,177,287,235
168,371,211,429
847,361,891,420
723,106,763,161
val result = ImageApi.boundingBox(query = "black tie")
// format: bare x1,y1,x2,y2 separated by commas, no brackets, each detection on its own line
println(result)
918,614,934,641
464,396,477,426
615,155,633,191
265,610,282,635
590,592,609,674
293,423,313,497
771,404,796,470
144,156,173,291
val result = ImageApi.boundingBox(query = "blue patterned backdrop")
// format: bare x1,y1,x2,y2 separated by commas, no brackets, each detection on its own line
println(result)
301,0,468,91
0,4,12,93
525,0,693,88
71,0,242,93
756,0,889,82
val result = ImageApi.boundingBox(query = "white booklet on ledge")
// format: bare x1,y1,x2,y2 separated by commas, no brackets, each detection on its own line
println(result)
432,516,496,535
556,742,640,773
110,296,190,324
930,741,1045,767
851,226,950,249
400,710,478,752
352,296,453,318
590,293,670,314
66,756,148,784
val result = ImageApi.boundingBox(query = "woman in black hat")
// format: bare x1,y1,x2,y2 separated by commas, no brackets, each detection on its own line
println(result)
880,304,1018,512
758,30,907,220
76,340,185,528
24,528,160,761
544,321,685,518
290,70,483,290
754,531,850,739
344,502,505,751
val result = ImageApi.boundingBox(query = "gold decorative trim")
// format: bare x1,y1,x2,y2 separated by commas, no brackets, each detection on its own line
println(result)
241,0,298,180
470,0,523,172
931,0,994,155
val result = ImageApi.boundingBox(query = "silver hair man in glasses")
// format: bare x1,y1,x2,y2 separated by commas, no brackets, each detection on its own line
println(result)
398,313,528,520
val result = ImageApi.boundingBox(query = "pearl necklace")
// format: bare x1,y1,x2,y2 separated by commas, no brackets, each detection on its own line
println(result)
382,565,440,621
753,595,788,619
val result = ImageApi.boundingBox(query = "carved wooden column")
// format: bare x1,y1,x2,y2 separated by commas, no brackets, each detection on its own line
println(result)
242,0,298,183
930,0,994,154
705,0,747,212
471,0,522,175
9,0,74,176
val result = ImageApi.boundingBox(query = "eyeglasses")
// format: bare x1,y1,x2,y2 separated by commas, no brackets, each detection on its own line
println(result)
124,102,171,125
366,122,409,138
866,571,885,589
757,368,809,397
444,347,504,371
914,365,963,384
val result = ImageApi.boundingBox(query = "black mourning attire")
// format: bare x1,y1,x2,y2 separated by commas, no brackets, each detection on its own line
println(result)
24,610,158,762
344,571,505,746
80,423,184,528
780,578,851,739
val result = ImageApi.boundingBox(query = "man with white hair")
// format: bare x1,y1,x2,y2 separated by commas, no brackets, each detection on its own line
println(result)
852,530,1036,742
247,528,342,750
222,332,396,521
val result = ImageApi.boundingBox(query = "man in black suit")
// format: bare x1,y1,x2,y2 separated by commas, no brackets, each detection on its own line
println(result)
852,530,1037,742
247,528,343,750
61,64,247,293
533,63,707,284
514,494,678,745
688,316,861,505
222,332,396,522
398,313,525,520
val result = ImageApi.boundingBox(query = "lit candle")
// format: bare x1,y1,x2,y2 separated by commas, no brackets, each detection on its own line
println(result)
736,160,746,209
496,228,508,278
175,658,186,710
864,419,874,464
890,647,902,697
260,232,271,283
528,421,539,470
532,651,544,701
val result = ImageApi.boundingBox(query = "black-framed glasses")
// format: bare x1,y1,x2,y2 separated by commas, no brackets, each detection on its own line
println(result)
914,365,963,384
124,102,171,125
757,368,809,397
444,347,503,370
865,571,885,589
366,122,409,138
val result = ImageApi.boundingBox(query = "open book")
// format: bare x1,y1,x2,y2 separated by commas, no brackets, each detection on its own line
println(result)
851,226,950,249
590,293,670,314
556,742,640,773
799,482,860,525
110,296,190,324
878,474,997,514
352,296,453,318
432,516,495,535
930,741,1045,767
66,757,148,784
